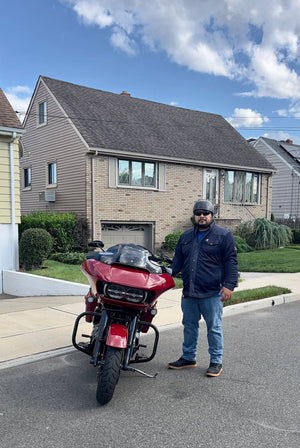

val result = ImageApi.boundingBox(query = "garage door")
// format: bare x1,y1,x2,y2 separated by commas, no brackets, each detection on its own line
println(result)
101,223,151,250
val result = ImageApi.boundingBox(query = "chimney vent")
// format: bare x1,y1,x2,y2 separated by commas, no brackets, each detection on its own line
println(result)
120,91,131,97
286,139,293,144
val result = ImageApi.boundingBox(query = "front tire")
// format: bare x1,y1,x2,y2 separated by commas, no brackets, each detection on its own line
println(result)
96,346,123,405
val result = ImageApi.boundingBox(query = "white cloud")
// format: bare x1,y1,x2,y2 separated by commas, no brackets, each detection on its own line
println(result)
65,0,300,99
226,108,269,128
110,27,137,55
7,85,32,95
4,86,32,122
275,102,300,118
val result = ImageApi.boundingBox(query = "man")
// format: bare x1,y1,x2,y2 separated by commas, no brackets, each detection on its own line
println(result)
168,199,238,377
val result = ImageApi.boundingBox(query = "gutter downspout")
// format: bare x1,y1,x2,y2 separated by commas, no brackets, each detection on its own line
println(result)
9,132,18,270
290,170,294,218
266,174,270,219
91,155,95,240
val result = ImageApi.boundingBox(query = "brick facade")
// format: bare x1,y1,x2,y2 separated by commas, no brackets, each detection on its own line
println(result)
86,155,272,250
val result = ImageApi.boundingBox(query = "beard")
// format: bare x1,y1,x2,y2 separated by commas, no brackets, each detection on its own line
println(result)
197,218,213,230
197,222,211,230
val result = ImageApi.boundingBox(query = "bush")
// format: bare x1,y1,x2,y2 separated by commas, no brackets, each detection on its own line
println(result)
19,212,85,253
163,231,183,251
234,235,253,253
292,229,300,244
50,252,86,264
235,218,293,250
19,228,53,270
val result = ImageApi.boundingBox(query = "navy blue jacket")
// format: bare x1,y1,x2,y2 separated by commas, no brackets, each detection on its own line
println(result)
171,221,238,299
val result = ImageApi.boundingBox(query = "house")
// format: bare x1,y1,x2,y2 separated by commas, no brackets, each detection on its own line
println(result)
20,76,274,251
0,89,24,293
250,137,300,220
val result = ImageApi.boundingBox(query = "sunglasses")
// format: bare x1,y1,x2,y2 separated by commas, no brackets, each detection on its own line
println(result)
194,210,211,216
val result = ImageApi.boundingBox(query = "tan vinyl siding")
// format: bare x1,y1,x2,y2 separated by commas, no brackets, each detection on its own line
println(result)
0,139,20,224
20,81,87,217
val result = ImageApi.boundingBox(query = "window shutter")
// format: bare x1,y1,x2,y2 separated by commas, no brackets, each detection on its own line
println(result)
108,157,117,188
158,163,166,191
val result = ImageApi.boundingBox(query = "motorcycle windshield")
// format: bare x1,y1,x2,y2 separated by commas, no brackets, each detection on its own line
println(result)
92,244,163,274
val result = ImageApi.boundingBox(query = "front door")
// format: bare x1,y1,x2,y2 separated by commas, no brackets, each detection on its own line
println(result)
203,168,219,205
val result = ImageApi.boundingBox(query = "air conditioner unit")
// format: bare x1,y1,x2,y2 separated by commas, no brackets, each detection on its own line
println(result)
45,190,56,202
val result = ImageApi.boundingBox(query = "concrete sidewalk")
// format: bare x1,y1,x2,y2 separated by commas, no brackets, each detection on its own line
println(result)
0,272,299,366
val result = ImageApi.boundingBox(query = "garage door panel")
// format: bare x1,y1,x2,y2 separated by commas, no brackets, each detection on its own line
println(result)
101,224,150,249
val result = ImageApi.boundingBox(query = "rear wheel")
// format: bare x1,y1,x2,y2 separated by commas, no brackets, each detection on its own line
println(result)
96,346,123,405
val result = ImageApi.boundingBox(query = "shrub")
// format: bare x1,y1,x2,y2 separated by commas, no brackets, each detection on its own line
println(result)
19,228,53,270
164,231,183,251
234,235,253,253
235,218,293,250
292,229,300,244
19,212,85,253
50,252,86,264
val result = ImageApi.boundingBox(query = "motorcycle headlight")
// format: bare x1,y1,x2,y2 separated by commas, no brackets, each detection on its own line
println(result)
104,283,146,303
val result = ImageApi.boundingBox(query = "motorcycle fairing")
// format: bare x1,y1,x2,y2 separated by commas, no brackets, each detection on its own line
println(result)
81,259,174,297
106,323,128,348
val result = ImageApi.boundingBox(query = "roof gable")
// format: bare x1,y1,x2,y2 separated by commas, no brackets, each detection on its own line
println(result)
36,76,273,172
258,137,300,174
0,89,23,130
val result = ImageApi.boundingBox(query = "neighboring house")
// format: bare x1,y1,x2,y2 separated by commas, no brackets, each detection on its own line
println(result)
250,137,300,220
0,89,24,293
20,76,274,251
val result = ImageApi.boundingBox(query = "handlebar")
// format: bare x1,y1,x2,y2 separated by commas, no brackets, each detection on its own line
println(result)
88,240,104,249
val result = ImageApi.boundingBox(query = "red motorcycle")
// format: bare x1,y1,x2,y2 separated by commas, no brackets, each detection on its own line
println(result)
72,242,174,405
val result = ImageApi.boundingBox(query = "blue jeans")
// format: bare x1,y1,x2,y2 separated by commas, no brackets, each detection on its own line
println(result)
181,294,223,364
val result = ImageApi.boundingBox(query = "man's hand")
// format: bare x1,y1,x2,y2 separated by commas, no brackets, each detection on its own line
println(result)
219,286,233,302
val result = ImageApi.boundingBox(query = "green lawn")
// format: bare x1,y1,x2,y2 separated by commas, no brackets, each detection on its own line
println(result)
30,246,300,284
228,285,291,305
30,260,89,284
238,245,300,272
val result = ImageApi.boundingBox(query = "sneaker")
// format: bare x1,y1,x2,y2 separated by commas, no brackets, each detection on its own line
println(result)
206,362,223,377
168,357,197,370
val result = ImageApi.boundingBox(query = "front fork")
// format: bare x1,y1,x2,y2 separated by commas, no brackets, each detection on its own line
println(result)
72,310,160,376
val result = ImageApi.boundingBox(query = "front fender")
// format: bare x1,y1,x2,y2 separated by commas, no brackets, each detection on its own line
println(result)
106,324,128,349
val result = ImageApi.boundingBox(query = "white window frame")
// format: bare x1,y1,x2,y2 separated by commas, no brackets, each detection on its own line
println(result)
24,167,32,189
38,100,47,126
47,162,57,186
108,157,166,191
224,170,261,204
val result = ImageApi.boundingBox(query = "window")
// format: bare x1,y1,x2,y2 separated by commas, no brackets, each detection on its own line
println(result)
118,159,156,188
38,101,47,125
203,169,218,204
224,170,260,204
48,162,57,185
24,168,31,188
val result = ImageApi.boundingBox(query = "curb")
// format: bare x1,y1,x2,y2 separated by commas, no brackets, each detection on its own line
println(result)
0,292,299,371
223,292,299,317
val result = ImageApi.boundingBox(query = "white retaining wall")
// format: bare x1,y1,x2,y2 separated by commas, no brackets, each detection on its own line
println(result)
3,270,88,296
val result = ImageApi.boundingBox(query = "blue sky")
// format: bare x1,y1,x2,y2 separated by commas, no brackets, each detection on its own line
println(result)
1,0,300,143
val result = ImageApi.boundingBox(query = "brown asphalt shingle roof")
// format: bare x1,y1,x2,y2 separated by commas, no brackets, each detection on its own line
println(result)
0,89,23,130
40,76,273,171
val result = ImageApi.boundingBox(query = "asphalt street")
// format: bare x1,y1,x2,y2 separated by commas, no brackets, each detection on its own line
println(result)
0,301,299,448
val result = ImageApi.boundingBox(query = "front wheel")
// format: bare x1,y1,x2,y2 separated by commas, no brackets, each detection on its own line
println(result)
96,346,123,405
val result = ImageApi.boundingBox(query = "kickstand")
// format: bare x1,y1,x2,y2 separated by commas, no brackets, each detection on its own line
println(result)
125,366,158,378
